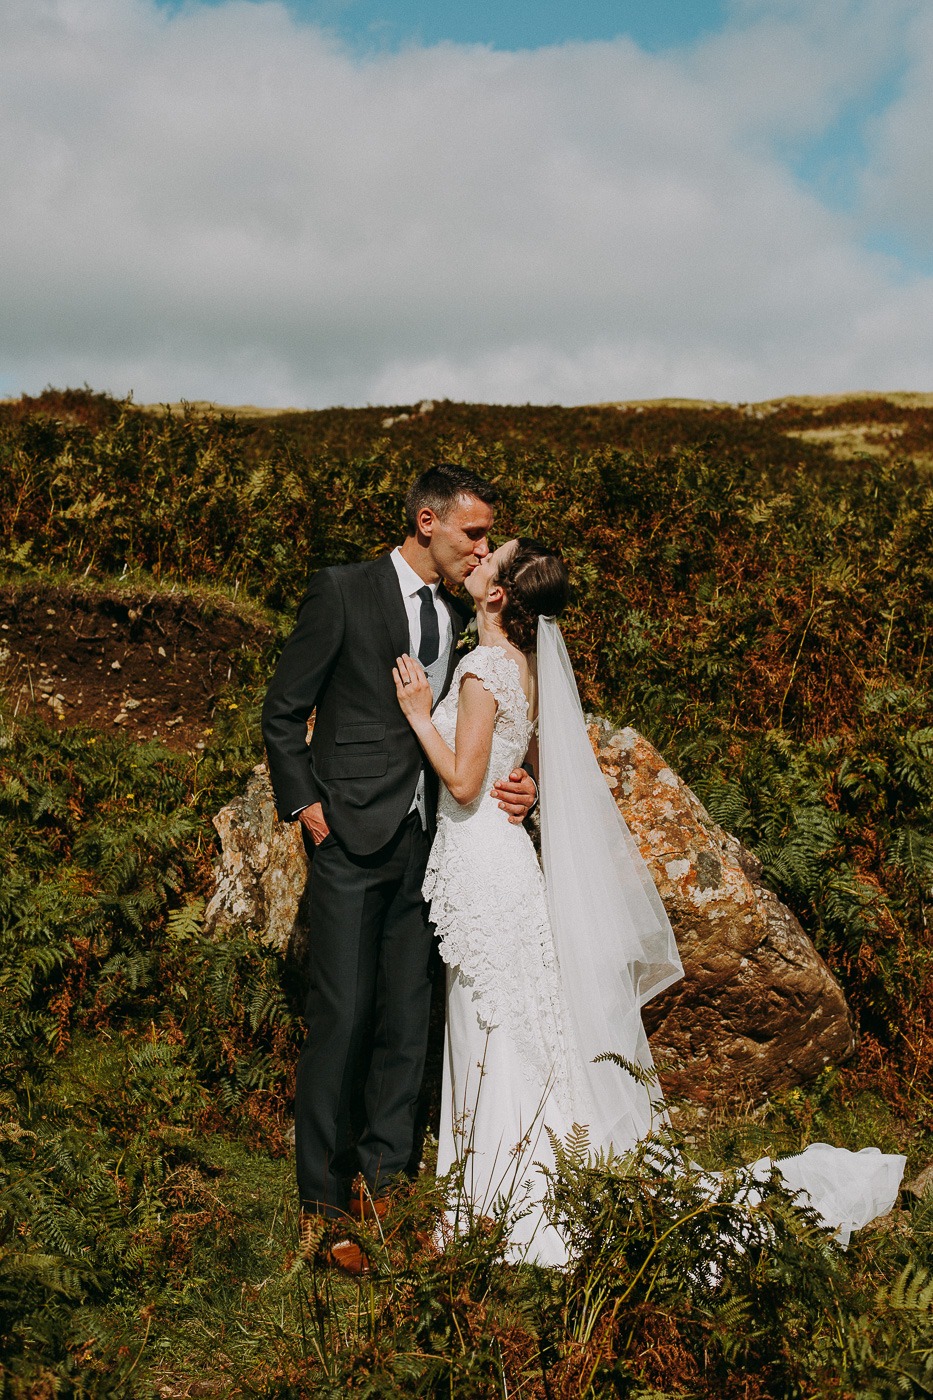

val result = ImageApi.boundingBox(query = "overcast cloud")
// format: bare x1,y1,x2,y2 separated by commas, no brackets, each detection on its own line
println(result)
1,0,931,406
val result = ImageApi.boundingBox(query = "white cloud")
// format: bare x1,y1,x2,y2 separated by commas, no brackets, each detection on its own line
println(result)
858,6,933,256
1,0,931,406
694,0,918,142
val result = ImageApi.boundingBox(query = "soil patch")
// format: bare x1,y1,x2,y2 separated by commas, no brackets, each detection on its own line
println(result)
0,583,274,751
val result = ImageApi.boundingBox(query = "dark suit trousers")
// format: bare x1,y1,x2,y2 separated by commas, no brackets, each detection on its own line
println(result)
295,812,434,1217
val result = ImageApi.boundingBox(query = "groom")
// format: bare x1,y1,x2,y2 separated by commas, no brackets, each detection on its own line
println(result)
261,464,537,1244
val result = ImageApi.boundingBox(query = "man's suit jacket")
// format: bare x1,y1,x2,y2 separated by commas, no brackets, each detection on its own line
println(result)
261,552,471,856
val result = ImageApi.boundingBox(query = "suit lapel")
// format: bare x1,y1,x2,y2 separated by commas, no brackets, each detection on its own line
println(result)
367,552,411,659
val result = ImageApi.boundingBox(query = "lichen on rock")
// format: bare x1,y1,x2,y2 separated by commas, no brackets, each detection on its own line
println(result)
204,763,307,950
589,720,854,1103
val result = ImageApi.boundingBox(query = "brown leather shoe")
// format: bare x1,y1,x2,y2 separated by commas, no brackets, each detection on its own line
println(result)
348,1192,391,1225
326,1238,368,1274
298,1206,368,1273
348,1174,392,1225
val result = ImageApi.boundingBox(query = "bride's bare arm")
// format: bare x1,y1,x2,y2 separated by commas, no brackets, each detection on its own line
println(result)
394,654,497,805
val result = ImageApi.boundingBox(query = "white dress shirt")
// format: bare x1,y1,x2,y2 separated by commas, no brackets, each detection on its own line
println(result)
389,546,453,658
391,546,455,826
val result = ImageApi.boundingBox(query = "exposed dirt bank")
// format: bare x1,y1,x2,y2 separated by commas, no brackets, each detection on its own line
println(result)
0,583,274,751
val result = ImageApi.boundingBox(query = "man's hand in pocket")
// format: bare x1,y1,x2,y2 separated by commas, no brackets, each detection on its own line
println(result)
298,802,330,845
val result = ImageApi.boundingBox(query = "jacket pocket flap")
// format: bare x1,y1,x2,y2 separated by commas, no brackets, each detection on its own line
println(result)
320,753,389,780
336,722,386,745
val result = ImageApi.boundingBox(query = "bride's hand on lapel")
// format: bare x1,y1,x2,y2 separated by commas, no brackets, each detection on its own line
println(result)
393,654,433,725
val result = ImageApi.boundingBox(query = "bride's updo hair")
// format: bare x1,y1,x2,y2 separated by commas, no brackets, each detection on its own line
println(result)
496,539,569,652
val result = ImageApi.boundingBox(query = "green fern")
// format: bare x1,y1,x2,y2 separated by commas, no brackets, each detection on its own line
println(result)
166,897,206,941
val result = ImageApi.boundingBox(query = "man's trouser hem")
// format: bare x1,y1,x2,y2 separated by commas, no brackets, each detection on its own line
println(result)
299,1198,350,1221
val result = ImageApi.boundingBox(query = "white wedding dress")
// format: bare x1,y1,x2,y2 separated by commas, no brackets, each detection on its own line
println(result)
424,645,578,1264
424,636,905,1268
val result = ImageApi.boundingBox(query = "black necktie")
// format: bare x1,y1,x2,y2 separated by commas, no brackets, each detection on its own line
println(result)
417,585,440,666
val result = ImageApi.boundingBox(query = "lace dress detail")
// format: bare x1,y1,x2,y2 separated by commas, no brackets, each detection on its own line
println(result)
423,646,573,1110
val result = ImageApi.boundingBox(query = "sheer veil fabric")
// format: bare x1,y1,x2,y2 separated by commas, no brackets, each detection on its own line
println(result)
537,616,682,1155
534,616,904,1240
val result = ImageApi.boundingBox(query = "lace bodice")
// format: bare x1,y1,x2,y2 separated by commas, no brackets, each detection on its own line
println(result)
430,645,534,819
423,646,575,1109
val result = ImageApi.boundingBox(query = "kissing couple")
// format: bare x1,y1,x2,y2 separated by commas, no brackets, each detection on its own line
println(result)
262,463,904,1272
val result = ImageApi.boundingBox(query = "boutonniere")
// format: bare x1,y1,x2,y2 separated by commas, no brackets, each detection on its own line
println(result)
455,616,478,654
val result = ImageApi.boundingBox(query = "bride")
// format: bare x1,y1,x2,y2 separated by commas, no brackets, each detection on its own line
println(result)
393,538,904,1266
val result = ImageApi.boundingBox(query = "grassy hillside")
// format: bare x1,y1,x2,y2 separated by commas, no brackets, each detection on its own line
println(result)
2,387,933,1396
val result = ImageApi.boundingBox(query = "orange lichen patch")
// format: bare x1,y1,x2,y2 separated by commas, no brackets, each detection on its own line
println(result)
587,721,854,1102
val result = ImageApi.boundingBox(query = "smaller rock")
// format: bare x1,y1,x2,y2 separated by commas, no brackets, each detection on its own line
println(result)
111,660,122,671
204,763,308,951
124,698,142,710
904,1163,933,1198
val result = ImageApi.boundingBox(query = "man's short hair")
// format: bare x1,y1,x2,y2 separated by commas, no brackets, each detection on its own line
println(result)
404,464,498,535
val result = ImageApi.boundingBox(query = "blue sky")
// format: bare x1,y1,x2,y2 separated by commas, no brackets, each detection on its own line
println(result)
173,0,729,54
2,0,932,407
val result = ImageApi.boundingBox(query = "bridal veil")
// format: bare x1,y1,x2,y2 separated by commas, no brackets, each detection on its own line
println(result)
534,615,904,1235
536,615,682,1155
